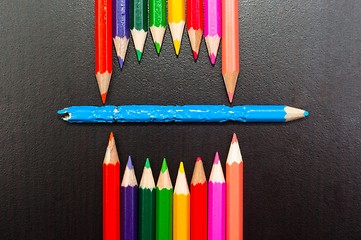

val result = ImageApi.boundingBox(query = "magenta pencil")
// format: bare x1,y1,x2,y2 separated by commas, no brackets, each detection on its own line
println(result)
204,0,221,64
208,152,225,240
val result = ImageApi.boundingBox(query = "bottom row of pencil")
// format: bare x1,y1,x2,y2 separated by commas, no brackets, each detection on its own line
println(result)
103,132,243,240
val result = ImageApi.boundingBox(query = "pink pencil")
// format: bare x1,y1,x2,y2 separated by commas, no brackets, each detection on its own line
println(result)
208,152,225,240
204,0,221,65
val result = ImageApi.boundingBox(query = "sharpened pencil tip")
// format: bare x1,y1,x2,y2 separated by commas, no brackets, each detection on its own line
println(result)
179,162,185,173
196,157,202,162
210,54,216,65
155,42,161,54
193,51,198,61
127,156,134,169
304,111,309,117
161,158,168,173
145,158,151,169
173,40,181,55
118,57,124,70
101,93,107,104
214,152,220,164
136,50,143,62
232,133,238,143
109,132,114,141
228,92,234,103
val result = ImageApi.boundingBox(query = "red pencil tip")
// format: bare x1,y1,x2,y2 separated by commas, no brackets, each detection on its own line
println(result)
101,93,107,104
196,157,202,162
193,51,198,60
228,92,234,103
232,133,238,143
109,132,114,141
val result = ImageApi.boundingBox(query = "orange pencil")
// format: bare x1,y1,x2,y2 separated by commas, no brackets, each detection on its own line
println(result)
222,0,239,103
226,133,243,240
103,132,120,240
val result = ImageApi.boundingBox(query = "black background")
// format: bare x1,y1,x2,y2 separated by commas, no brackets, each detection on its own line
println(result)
1,0,361,239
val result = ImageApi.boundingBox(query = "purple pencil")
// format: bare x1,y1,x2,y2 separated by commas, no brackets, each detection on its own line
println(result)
121,156,138,240
113,0,130,70
208,152,225,240
204,0,221,65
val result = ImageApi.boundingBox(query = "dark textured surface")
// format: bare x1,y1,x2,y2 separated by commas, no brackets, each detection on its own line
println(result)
1,0,361,239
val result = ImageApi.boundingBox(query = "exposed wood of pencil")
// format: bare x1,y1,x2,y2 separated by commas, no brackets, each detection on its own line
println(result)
103,132,120,240
190,157,207,240
222,0,239,103
95,0,112,104
226,133,243,240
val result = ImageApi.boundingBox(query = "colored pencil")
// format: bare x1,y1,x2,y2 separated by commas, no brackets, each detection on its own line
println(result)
139,158,156,240
113,0,130,69
149,0,166,54
187,0,203,60
156,158,173,240
103,132,120,240
190,157,207,240
58,105,309,123
222,0,239,103
208,152,225,240
173,162,190,240
204,0,221,64
168,0,185,55
95,0,112,104
130,0,148,61
226,133,243,240
121,156,138,240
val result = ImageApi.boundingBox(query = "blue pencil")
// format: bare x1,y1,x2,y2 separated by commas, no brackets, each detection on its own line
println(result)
113,0,130,69
58,105,308,123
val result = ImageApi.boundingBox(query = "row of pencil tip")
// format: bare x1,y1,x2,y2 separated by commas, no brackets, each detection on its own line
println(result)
103,132,243,239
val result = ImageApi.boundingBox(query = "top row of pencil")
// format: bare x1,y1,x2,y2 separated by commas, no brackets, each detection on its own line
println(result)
96,0,239,103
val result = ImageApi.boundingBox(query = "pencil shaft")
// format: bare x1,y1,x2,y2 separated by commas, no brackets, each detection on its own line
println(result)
149,0,166,52
173,194,190,240
103,163,120,240
139,188,156,240
208,182,225,240
59,105,308,123
113,0,130,68
190,182,207,240
156,188,173,240
204,0,221,64
168,0,185,55
121,186,138,240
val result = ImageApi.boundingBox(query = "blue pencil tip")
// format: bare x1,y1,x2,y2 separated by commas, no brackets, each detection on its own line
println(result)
118,57,124,69
304,111,309,117
127,156,133,169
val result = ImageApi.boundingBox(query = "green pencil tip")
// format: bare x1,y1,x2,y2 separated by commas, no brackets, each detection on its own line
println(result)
136,50,143,62
161,158,168,173
304,111,309,117
155,42,161,54
145,158,151,169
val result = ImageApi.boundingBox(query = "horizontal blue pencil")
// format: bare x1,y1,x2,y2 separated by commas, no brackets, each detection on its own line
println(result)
113,0,130,69
58,105,309,123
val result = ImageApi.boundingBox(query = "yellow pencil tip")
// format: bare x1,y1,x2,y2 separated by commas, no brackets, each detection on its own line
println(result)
173,40,181,55
179,162,185,173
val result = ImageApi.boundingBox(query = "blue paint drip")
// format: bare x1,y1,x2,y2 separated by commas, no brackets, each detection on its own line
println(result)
113,0,130,38
58,105,308,123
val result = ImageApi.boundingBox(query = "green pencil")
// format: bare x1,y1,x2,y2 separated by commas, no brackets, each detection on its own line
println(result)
156,158,173,240
149,0,166,54
130,0,148,61
139,158,156,240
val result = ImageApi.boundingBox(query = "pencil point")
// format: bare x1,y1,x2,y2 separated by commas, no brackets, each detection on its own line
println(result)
127,156,134,169
196,157,202,162
161,158,168,173
101,93,107,104
304,111,309,117
192,51,198,61
155,42,161,54
179,162,185,173
232,133,238,143
210,54,216,65
118,57,124,70
214,152,220,164
136,50,143,62
173,40,181,55
109,132,114,141
228,92,234,103
145,158,151,169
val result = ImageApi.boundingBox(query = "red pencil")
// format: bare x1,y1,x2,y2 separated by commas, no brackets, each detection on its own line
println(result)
95,0,112,104
103,132,120,240
186,0,203,60
190,157,207,240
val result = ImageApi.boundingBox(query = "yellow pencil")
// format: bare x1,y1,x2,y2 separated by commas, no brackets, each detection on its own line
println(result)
173,162,190,240
168,0,185,55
